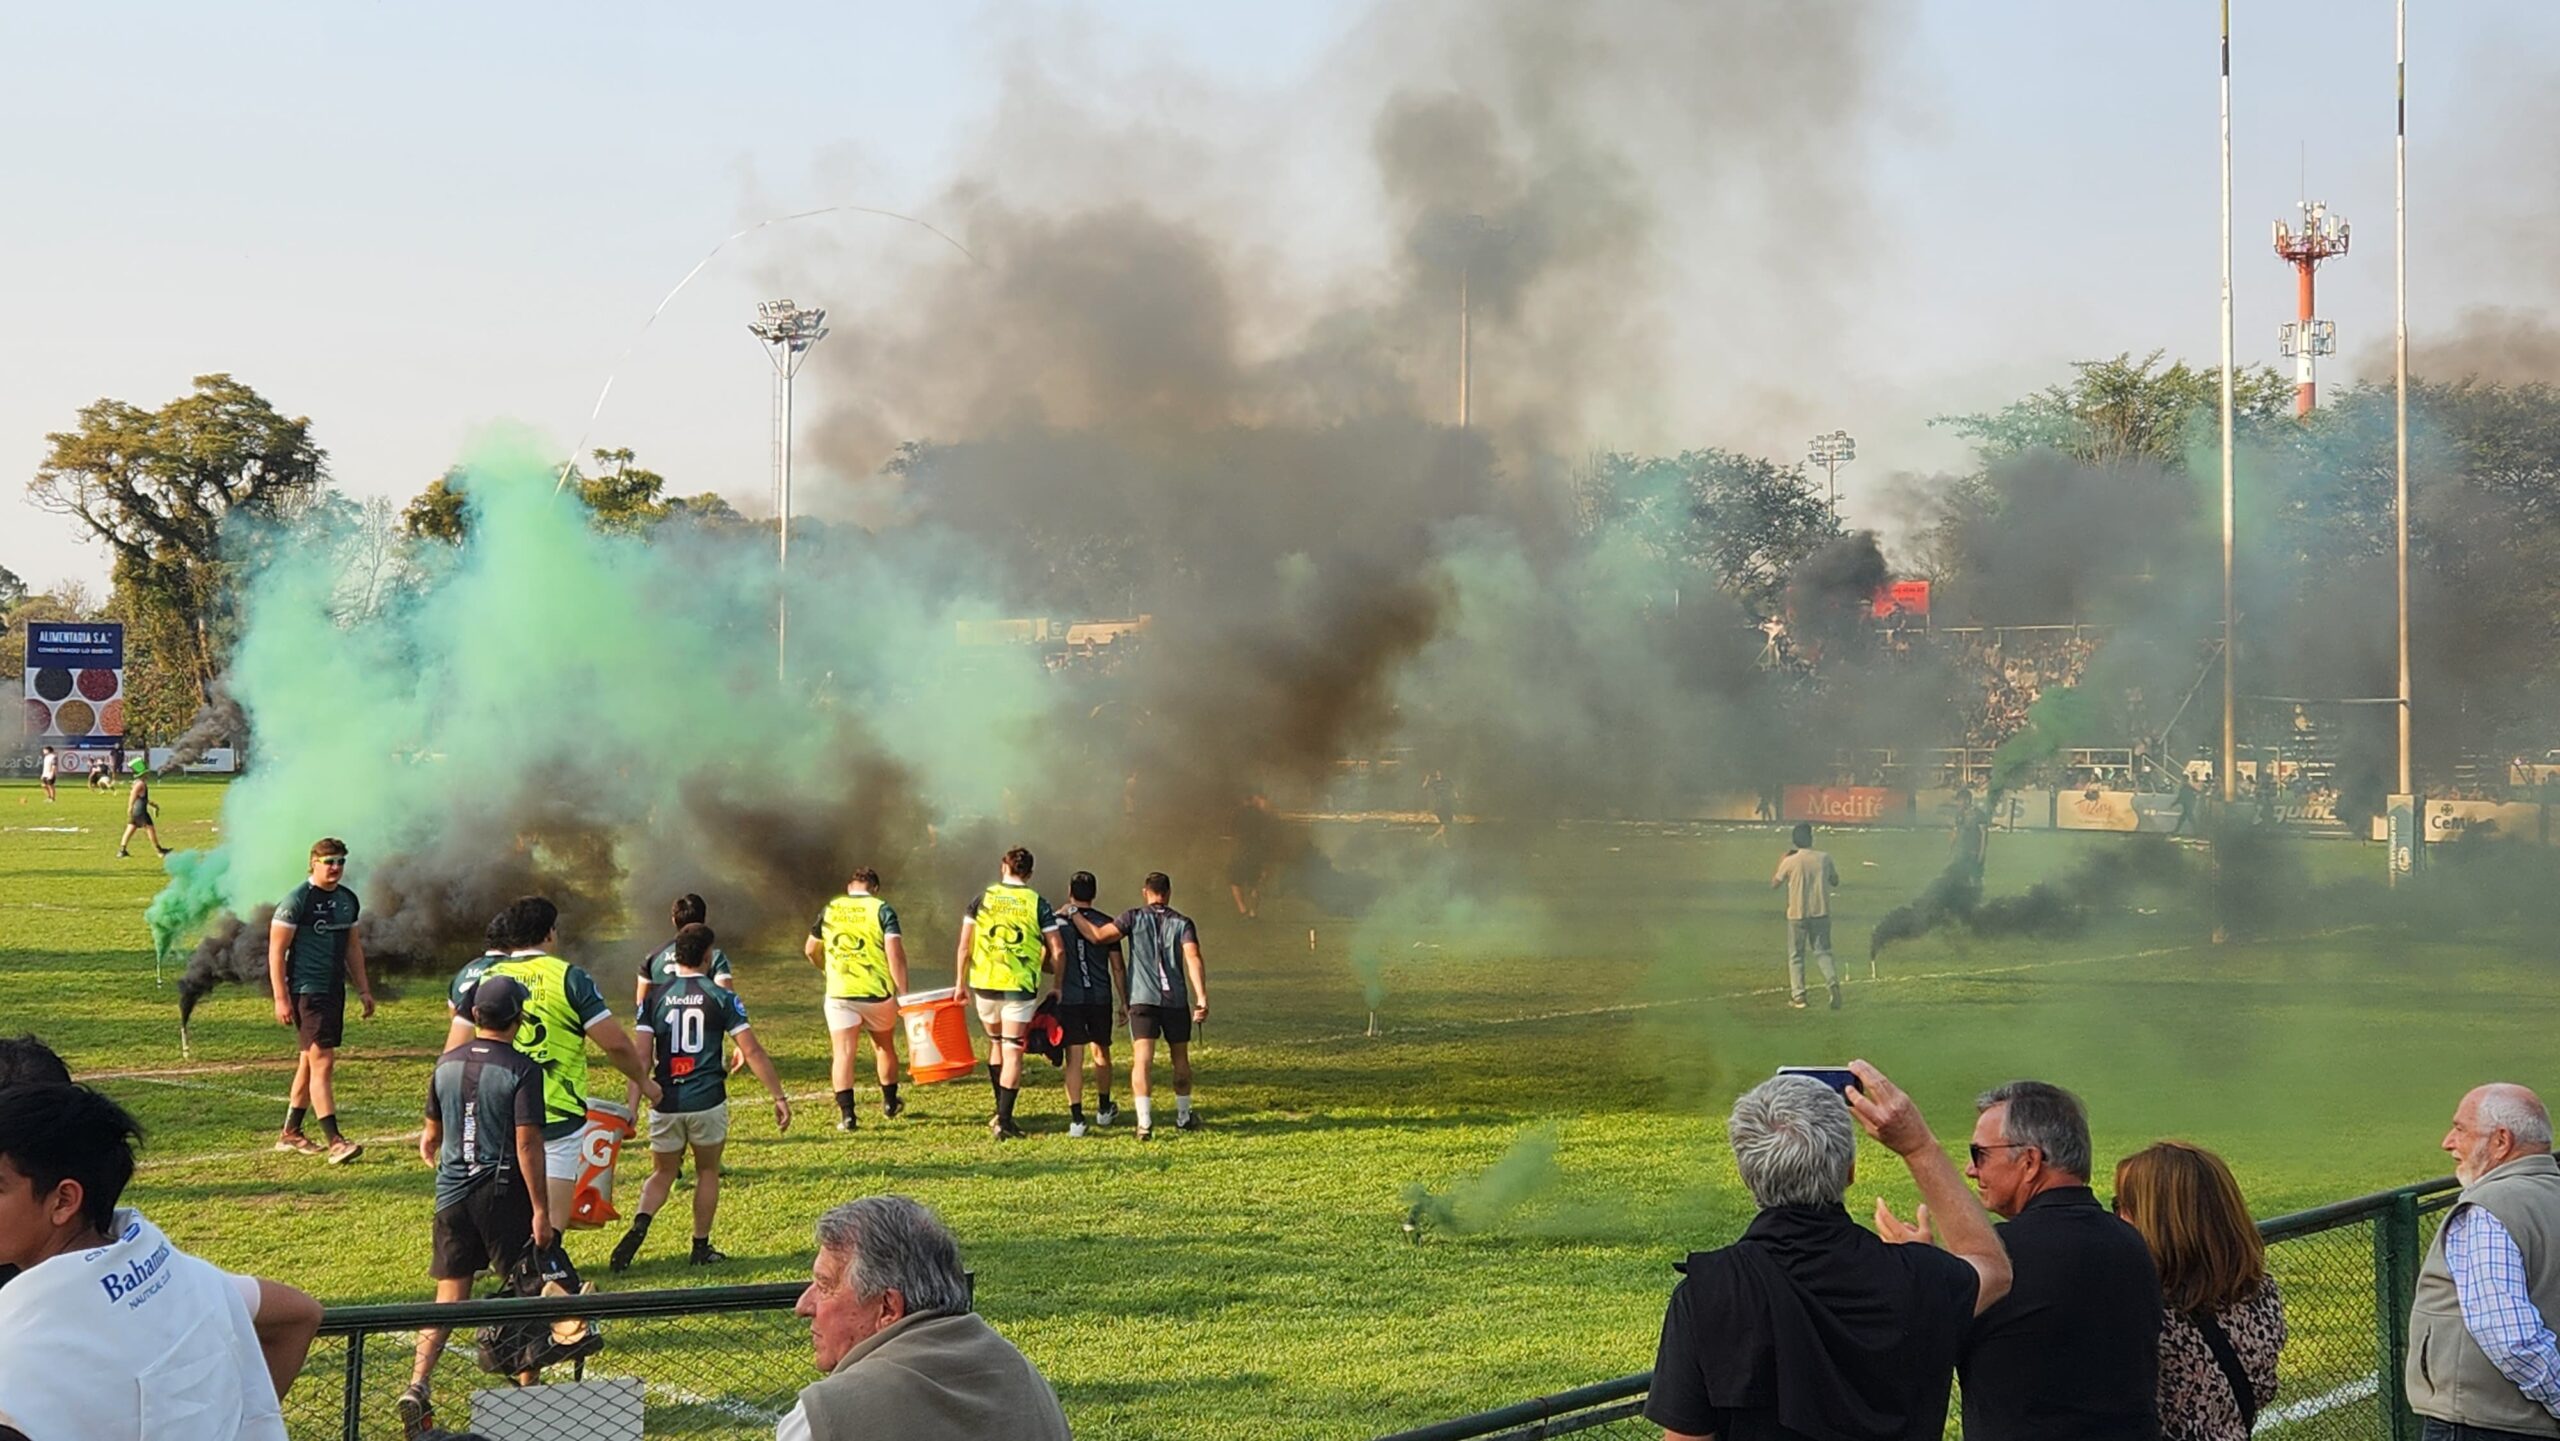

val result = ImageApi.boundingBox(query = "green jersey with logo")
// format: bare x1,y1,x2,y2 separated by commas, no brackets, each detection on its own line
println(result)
636,975,752,1114
276,881,361,995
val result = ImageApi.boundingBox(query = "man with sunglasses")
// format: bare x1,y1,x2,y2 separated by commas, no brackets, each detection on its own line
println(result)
1879,1079,2161,1441
269,837,376,1164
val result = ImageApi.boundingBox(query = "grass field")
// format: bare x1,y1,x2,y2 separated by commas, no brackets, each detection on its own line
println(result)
4,775,2548,1439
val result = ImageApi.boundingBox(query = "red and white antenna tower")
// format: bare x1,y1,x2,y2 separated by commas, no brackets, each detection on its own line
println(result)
2273,200,2349,417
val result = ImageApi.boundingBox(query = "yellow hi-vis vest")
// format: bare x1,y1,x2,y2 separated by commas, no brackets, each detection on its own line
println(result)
819,893,894,999
968,882,1045,994
486,953,591,1128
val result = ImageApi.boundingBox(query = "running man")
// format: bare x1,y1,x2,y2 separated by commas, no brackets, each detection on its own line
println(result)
1772,822,1843,1011
400,976,552,1437
269,837,376,1163
478,896,660,1245
1057,871,1125,1138
116,760,168,858
36,748,54,803
1067,872,1209,1141
954,847,1062,1141
633,894,734,1011
612,924,789,1272
804,867,908,1131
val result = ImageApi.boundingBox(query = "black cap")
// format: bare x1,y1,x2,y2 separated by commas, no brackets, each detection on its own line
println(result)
469,975,530,1030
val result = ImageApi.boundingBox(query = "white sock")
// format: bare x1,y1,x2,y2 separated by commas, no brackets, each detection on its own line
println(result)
1135,1097,1154,1129
1176,1095,1194,1121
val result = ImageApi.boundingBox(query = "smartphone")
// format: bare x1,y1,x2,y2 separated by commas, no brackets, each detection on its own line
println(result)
1775,1065,1860,1095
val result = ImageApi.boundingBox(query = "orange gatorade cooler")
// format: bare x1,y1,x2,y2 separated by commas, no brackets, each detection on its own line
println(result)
899,988,977,1084
568,1098,634,1229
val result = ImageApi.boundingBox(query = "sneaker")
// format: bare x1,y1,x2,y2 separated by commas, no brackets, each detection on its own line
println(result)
1068,1120,1089,1139
608,1228,645,1274
326,1138,365,1165
397,1383,434,1439
116,850,130,859
1094,1100,1118,1127
1828,988,1843,1011
1135,1126,1154,1143
836,1113,857,1132
156,846,172,856
690,1243,729,1267
1787,998,1808,1010
1174,1112,1202,1132
881,1093,905,1119
991,1118,1026,1141
275,1132,323,1156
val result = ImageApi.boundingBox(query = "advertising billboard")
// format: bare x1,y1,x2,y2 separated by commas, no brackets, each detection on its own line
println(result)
1781,785,1913,825
23,622,125,749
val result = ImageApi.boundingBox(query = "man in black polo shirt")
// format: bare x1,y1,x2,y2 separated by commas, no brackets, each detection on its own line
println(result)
1881,1078,2161,1441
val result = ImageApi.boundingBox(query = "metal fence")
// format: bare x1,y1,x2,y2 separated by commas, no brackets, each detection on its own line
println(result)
1373,1176,2462,1441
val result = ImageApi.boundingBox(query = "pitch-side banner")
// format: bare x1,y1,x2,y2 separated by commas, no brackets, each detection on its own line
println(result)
1782,785,1913,825
2055,788,2185,833
23,621,124,747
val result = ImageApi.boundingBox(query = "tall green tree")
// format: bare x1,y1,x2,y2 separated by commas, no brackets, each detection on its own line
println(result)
1937,350,2294,469
25,374,325,719
1580,448,1841,610
403,449,741,544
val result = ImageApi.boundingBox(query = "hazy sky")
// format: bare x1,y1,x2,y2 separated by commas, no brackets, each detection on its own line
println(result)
4,1,2552,595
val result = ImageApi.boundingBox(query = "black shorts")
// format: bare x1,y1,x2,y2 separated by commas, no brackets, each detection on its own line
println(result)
292,991,346,1049
430,1178,535,1280
127,806,150,827
1059,1003,1115,1048
1127,1004,1192,1044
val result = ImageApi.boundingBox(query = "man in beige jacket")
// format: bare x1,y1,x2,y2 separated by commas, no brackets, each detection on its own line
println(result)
779,1195,1071,1441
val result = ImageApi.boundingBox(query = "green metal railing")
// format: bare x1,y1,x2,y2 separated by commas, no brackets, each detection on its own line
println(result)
1374,1176,2462,1441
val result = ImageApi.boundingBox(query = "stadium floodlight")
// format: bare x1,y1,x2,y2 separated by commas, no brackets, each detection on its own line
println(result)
750,299,830,683
1807,430,1857,520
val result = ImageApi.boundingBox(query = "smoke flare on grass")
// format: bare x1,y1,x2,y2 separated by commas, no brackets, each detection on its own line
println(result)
1870,837,2189,960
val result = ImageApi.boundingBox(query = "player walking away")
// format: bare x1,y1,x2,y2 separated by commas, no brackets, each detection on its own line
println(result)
1951,788,1989,888
612,924,789,1273
1057,871,1125,1138
804,868,909,1131
480,896,661,1243
1228,792,1275,919
954,847,1063,1141
634,893,735,1011
400,977,553,1438
1420,769,1455,844
1068,872,1209,1141
36,748,55,803
269,838,376,1163
1772,822,1843,1011
116,760,169,858
441,913,515,1047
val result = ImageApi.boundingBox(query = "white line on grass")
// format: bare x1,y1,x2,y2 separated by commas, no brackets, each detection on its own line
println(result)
87,1050,441,1081
2258,1372,2376,1430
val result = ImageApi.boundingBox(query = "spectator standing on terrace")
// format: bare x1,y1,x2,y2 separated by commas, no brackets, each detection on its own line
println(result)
2406,1083,2560,1441
0,1084,324,1441
1772,822,1842,1011
1880,1080,2161,1441
1644,1062,2011,1441
2115,1141,2284,1441
779,1195,1071,1441
270,836,377,1164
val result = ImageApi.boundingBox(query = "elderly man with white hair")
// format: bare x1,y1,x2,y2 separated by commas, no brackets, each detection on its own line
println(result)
2407,1083,2560,1441
1645,1061,2012,1441
779,1195,1070,1441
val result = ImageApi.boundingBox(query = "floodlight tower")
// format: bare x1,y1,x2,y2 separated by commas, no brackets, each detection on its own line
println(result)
2273,200,2349,417
1808,430,1857,520
749,299,828,682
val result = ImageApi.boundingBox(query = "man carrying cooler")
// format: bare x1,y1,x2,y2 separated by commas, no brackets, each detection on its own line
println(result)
612,923,789,1272
806,868,909,1132
1057,871,1125,1138
954,847,1062,1142
270,837,376,1163
1068,871,1209,1141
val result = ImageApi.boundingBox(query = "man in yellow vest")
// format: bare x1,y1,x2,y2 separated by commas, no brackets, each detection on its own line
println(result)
805,867,911,1132
953,847,1063,1141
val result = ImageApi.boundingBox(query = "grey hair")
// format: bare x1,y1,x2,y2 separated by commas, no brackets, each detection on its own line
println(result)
1977,1080,2092,1181
1730,1075,1856,1208
2477,1084,2555,1151
813,1195,972,1315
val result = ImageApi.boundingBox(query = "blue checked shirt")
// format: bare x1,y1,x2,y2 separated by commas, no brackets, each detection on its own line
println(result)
2446,1204,2560,1419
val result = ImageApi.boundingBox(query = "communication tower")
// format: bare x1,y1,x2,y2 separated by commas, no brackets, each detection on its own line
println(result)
2273,200,2349,417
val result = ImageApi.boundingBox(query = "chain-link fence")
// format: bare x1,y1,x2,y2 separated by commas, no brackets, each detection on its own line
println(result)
1375,1177,2461,1441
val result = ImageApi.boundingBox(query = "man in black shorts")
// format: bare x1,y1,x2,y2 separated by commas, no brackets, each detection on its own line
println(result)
400,976,552,1437
268,837,375,1163
1057,872,1124,1138
1068,872,1209,1141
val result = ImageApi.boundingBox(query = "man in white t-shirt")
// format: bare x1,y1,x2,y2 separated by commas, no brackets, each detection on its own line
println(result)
0,1082,323,1440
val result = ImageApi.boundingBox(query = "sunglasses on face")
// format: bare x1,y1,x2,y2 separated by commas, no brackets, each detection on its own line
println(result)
1969,1142,2033,1166
319,858,349,868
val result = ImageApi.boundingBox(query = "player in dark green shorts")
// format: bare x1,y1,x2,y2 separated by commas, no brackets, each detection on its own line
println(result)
1069,872,1209,1141
268,837,376,1163
1057,871,1124,1138
612,924,788,1271
633,893,735,1011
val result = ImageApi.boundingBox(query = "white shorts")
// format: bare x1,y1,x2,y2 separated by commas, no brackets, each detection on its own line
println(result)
973,993,1039,1031
543,1126,591,1179
824,995,897,1033
648,1102,730,1152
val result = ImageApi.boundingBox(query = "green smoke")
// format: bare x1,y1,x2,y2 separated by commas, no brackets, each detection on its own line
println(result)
147,847,230,964
1403,1125,1563,1236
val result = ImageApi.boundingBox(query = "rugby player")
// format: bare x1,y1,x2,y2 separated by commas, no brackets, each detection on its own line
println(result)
441,912,514,1045
1068,872,1209,1141
634,893,734,1011
1057,871,1124,1138
269,837,376,1164
804,868,909,1131
953,847,1063,1141
613,924,788,1272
